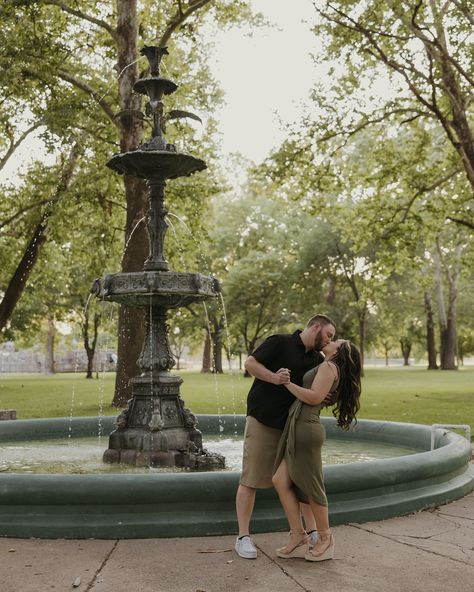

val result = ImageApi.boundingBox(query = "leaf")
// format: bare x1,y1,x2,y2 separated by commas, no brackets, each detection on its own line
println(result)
166,110,202,124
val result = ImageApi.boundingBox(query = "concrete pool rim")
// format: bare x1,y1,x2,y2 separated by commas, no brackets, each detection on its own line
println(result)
0,415,472,539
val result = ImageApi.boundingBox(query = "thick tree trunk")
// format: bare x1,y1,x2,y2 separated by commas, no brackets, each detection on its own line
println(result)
440,315,457,370
201,331,212,373
113,1,148,406
424,291,438,369
0,215,48,333
114,305,145,405
86,354,94,378
400,339,411,366
434,246,459,370
45,318,55,374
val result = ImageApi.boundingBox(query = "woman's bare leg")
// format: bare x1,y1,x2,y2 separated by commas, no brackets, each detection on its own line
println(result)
308,499,332,555
308,499,329,533
272,460,307,552
300,502,317,533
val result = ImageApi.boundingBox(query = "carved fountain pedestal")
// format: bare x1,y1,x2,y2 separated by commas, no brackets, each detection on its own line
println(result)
92,46,224,470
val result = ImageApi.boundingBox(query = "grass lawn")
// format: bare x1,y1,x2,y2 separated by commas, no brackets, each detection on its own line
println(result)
0,366,473,435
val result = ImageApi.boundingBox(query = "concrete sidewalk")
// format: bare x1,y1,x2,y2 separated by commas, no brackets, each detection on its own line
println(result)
2,491,473,592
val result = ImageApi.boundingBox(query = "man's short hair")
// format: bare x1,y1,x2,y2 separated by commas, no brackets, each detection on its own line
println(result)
306,314,336,330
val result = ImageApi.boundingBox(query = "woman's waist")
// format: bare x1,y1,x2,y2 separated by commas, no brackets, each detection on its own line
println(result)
292,403,322,421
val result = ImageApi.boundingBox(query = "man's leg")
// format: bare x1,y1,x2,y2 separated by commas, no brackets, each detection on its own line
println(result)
235,483,258,559
236,483,256,537
235,416,281,559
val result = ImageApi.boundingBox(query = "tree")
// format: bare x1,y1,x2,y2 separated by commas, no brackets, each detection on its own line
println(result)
313,0,474,229
0,0,260,403
431,231,465,369
262,93,474,368
0,140,84,333
424,290,439,369
168,307,203,370
209,181,304,374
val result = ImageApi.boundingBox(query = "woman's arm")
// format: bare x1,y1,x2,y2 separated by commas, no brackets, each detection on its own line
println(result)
284,362,337,405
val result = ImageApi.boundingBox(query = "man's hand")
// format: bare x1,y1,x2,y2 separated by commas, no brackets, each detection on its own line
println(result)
244,356,291,386
273,368,291,385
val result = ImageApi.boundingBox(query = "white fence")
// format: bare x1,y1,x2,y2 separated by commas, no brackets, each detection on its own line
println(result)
0,348,116,374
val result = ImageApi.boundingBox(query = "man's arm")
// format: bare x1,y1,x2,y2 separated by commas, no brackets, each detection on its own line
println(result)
244,356,290,385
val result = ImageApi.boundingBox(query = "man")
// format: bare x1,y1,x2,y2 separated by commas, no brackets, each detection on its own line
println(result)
235,314,336,559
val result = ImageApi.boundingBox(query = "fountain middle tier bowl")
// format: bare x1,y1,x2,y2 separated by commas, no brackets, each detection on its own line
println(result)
106,150,206,180
91,271,220,309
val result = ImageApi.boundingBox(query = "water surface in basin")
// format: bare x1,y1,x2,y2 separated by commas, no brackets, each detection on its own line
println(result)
0,436,418,474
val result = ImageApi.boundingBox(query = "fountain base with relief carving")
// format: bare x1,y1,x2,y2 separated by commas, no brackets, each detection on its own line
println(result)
103,374,225,470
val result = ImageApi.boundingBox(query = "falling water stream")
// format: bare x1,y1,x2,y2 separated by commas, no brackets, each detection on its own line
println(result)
166,210,241,435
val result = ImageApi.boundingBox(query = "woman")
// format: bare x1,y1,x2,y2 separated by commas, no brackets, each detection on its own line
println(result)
272,339,362,562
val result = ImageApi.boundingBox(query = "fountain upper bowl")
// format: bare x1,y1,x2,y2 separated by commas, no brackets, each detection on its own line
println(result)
91,270,220,309
107,150,206,180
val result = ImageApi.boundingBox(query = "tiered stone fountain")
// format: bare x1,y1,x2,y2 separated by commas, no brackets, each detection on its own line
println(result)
91,45,224,470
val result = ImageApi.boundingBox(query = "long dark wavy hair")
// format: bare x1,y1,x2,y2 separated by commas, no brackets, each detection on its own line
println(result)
330,341,362,430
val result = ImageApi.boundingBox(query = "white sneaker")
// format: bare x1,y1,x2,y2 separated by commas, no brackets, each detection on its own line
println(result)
235,535,257,559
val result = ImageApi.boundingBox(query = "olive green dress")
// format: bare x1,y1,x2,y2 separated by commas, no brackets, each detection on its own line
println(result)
274,362,339,506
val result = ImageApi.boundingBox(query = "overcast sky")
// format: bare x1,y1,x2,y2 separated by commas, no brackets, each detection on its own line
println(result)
209,0,317,163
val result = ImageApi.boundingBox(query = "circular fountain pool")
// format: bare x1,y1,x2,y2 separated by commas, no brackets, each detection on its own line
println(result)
0,435,418,474
0,414,472,539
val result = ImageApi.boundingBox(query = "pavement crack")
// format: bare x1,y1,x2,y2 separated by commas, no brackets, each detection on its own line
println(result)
433,514,474,532
436,510,474,524
256,544,311,592
348,524,472,566
84,539,120,591
349,522,450,541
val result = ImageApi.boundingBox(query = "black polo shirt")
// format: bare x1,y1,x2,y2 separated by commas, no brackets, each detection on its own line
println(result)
246,330,323,430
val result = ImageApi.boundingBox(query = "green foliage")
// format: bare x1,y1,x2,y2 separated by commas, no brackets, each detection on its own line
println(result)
0,0,259,353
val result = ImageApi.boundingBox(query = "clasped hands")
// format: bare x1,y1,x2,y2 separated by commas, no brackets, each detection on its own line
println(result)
273,368,291,384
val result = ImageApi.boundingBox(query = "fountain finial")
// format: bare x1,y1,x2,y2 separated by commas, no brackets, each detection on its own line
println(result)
140,45,169,76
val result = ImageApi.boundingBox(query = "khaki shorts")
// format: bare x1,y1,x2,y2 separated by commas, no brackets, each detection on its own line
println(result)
239,416,283,489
